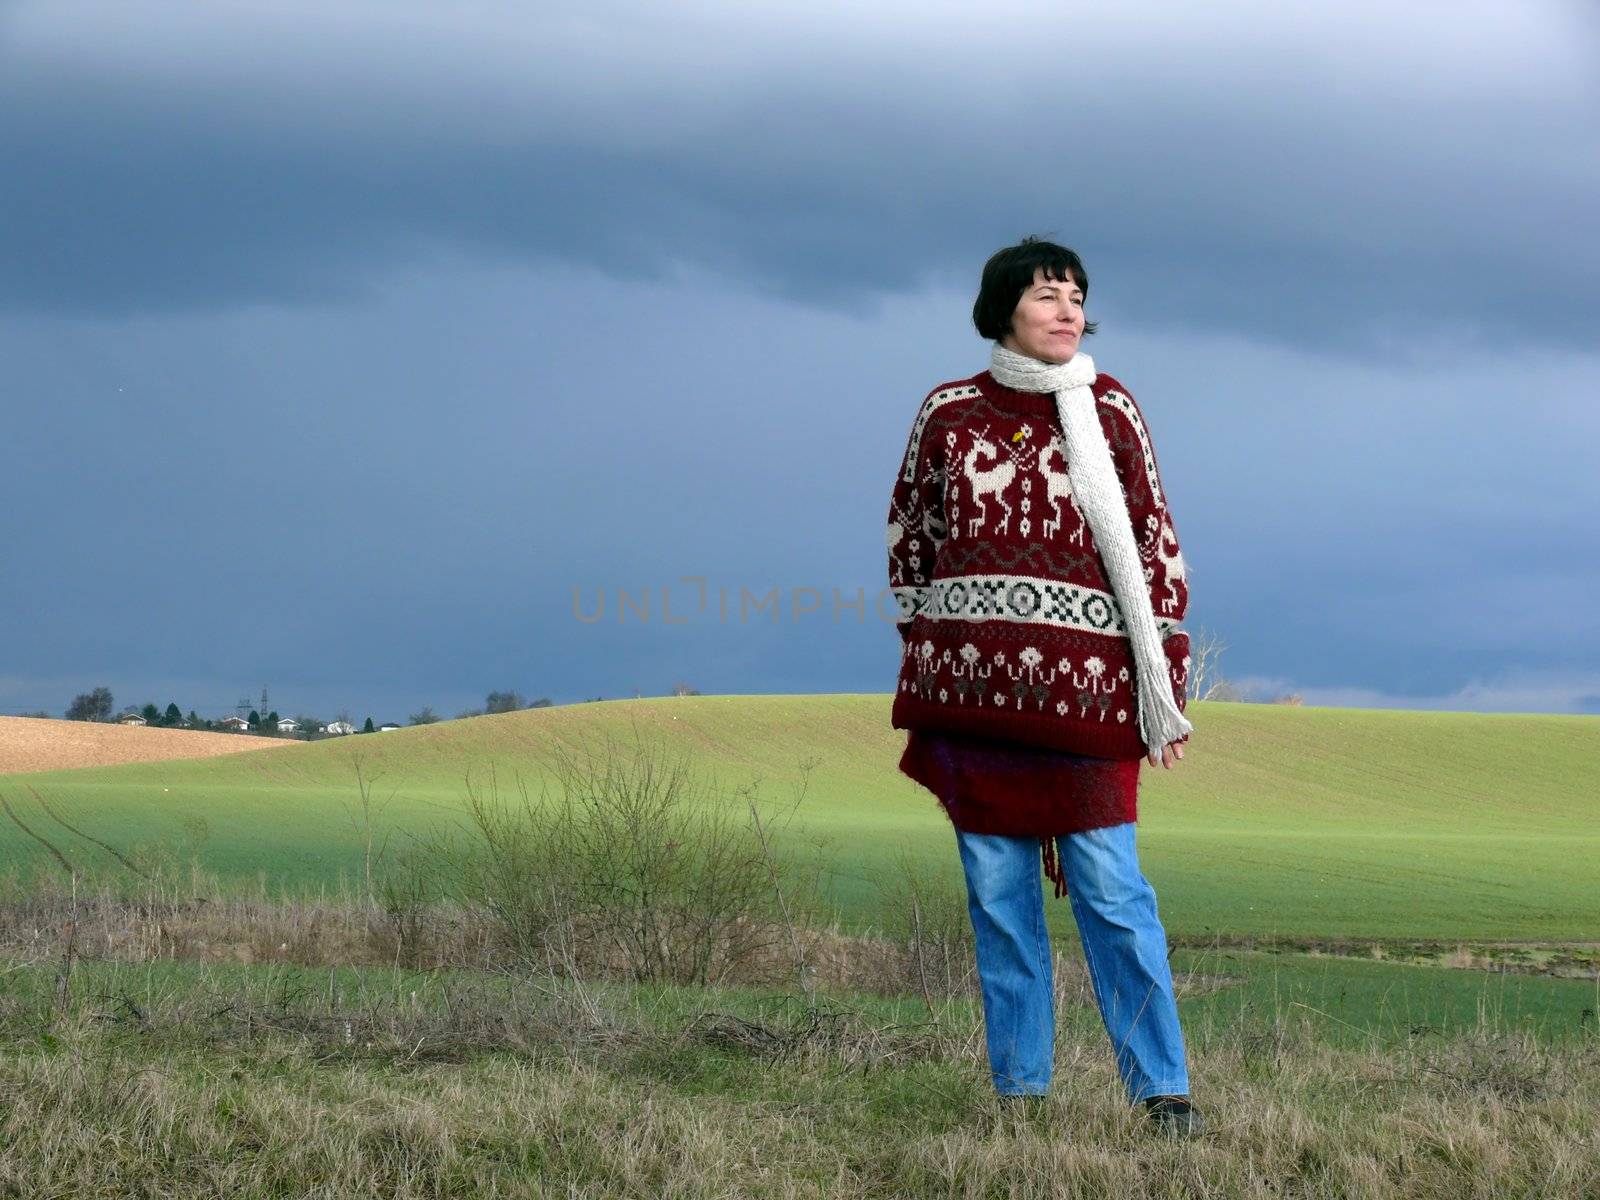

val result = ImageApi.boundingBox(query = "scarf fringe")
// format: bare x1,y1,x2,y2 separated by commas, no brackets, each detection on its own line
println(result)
1040,837,1068,899
1137,673,1194,755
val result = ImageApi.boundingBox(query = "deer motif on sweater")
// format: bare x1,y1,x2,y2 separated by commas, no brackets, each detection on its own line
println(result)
1036,438,1088,546
1143,511,1187,614
964,432,1015,537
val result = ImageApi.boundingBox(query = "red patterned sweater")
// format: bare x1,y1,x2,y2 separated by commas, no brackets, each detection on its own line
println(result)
887,368,1192,760
888,366,1189,896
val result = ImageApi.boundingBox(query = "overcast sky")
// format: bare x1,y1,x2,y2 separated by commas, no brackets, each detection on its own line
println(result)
3,1,1598,722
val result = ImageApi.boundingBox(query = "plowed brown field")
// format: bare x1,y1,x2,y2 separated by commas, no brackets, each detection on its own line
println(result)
0,715,291,776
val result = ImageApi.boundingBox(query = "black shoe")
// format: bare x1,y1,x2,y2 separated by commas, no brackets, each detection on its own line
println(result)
1141,1094,1204,1138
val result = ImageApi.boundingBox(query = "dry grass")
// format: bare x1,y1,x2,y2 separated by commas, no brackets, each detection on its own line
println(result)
1,866,1597,1197
2,950,1597,1198
0,714,288,776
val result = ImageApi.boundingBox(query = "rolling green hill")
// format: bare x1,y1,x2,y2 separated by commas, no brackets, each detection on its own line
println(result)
2,697,1596,942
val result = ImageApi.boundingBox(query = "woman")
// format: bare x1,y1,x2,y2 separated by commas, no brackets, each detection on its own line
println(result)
886,236,1202,1137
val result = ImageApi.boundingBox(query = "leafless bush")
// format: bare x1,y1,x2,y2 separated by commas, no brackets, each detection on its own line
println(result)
376,843,447,970
416,721,820,987
867,847,1132,1020
875,846,978,1013
0,866,494,972
0,866,977,1003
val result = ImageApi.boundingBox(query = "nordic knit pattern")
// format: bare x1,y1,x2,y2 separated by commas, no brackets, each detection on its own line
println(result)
887,367,1191,760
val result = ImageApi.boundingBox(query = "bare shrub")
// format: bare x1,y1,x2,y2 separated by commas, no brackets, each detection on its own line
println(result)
418,721,818,987
874,846,977,1012
376,843,447,970
870,847,1112,1020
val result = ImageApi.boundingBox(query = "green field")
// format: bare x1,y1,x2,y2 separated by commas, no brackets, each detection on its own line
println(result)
2,696,1597,944
5,699,1600,1195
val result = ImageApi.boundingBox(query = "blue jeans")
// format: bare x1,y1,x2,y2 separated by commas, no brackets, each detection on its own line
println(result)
954,822,1190,1103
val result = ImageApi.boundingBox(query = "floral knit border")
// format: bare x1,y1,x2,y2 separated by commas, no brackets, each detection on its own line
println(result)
900,639,1188,725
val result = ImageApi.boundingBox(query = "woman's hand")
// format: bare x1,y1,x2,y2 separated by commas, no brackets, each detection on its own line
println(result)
1148,740,1186,769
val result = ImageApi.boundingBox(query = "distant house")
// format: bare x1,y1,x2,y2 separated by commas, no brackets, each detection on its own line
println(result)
275,717,300,733
116,713,147,726
218,715,250,732
322,721,356,736
377,723,402,732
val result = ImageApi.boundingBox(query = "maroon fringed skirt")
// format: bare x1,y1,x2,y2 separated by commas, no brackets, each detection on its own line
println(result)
898,729,1140,898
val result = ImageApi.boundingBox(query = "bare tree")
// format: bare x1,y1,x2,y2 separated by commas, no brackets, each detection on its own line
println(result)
1187,626,1233,701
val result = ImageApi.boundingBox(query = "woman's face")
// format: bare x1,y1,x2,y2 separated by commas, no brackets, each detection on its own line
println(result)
1002,267,1085,363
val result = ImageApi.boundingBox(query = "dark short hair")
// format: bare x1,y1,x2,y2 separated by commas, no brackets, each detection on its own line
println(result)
971,236,1099,342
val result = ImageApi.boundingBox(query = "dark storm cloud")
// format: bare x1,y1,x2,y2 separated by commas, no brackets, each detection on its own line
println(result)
3,1,1596,351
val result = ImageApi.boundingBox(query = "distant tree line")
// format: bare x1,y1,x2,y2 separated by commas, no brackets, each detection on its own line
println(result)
451,691,555,719
38,686,570,736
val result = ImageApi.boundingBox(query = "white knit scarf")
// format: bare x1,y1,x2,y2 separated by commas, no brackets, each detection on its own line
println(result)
987,343,1193,755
